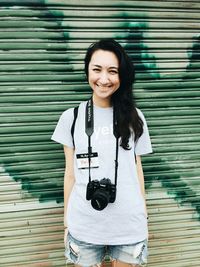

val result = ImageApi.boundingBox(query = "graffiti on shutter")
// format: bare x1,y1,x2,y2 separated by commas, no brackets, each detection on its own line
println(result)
0,1,199,266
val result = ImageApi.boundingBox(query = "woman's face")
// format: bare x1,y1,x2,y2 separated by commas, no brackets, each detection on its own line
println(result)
88,49,120,105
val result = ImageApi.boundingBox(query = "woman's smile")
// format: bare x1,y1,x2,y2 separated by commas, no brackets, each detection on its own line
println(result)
96,84,114,91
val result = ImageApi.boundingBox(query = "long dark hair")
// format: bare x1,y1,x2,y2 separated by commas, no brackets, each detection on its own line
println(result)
84,38,143,150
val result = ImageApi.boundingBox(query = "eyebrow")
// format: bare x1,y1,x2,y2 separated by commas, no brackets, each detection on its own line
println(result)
91,64,118,70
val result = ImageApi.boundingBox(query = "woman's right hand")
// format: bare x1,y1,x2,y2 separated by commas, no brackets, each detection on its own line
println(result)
64,227,68,248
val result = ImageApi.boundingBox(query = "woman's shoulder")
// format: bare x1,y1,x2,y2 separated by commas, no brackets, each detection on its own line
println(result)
59,107,74,122
135,107,149,125
135,107,144,118
61,101,87,119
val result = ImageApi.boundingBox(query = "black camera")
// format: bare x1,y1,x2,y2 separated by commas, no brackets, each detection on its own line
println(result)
86,178,116,210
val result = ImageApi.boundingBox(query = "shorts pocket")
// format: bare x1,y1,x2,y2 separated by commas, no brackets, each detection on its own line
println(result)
64,233,81,264
133,240,148,266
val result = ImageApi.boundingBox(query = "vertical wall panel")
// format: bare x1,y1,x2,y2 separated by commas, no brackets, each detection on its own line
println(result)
0,1,199,266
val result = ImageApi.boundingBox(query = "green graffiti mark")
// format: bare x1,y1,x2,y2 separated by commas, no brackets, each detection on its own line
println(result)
121,18,200,217
188,37,200,60
1,1,71,203
114,16,160,79
185,36,200,78
143,157,200,217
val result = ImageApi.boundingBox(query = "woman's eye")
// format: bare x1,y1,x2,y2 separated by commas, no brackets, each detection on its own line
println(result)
93,68,100,72
110,70,118,74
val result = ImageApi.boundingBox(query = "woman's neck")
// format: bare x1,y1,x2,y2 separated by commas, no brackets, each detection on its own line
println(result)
92,95,112,108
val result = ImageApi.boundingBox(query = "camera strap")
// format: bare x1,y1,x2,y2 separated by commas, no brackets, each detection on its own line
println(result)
85,98,119,185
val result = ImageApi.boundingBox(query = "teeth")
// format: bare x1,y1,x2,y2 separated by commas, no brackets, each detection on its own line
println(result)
97,85,111,88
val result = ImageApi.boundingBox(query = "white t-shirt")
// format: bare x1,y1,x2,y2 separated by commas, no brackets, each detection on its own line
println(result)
51,101,152,245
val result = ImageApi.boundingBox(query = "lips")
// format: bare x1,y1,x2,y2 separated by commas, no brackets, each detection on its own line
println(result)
96,84,112,89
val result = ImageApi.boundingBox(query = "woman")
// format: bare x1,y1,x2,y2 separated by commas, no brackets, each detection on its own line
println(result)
51,39,152,267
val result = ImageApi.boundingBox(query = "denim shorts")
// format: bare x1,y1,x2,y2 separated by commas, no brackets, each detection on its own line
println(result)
65,232,148,267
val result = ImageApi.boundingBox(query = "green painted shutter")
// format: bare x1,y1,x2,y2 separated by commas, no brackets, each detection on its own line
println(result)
0,1,199,266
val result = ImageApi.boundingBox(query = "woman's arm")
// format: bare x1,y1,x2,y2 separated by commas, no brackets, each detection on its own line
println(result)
136,155,148,218
63,145,75,229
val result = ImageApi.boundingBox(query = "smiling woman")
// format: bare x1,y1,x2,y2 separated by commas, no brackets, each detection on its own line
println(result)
88,49,120,108
51,39,152,267
84,39,145,150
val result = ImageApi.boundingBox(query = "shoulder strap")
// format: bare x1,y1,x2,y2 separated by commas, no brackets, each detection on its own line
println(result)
71,106,79,147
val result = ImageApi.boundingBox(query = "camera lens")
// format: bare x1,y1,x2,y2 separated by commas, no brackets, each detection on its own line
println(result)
91,189,110,211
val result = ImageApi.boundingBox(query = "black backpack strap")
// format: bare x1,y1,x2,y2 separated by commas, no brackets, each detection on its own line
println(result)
71,106,79,147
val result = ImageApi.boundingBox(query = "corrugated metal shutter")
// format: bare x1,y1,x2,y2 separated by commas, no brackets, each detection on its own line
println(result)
0,1,199,266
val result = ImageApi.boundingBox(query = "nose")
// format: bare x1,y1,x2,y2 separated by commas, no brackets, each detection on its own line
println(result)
98,71,109,85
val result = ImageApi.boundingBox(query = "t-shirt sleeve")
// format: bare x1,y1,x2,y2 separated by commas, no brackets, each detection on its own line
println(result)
51,108,74,148
134,109,153,156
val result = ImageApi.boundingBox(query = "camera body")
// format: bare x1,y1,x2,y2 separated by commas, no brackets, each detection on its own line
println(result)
86,178,116,210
